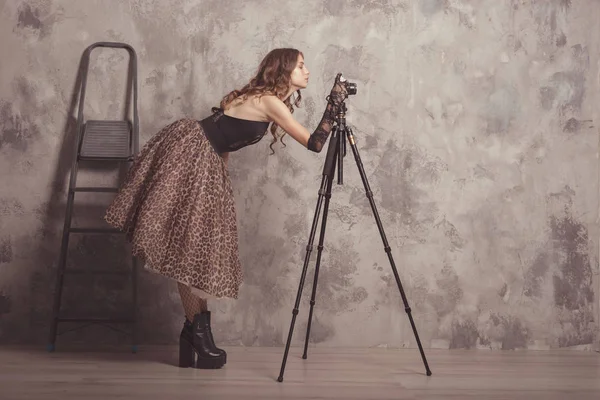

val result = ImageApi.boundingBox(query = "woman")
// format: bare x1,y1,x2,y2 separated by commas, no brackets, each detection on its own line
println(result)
104,48,349,369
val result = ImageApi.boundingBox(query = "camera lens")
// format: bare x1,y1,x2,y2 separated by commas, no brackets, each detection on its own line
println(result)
346,82,357,95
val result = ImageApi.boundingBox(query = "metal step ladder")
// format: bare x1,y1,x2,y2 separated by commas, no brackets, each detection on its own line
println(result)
47,42,140,353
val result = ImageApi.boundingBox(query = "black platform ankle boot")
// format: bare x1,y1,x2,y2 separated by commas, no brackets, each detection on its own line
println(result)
181,317,226,362
191,313,226,369
203,311,227,363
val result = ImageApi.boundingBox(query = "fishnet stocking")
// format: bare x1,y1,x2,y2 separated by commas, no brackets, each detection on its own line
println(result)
177,282,208,321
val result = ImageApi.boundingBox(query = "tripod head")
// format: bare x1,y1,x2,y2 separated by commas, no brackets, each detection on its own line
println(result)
335,102,347,123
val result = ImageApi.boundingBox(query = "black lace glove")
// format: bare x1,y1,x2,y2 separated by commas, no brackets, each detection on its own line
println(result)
307,73,349,152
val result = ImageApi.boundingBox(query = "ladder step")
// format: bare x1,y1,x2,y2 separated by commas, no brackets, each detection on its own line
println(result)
70,228,123,234
63,269,131,276
73,187,119,193
80,120,132,159
57,317,134,323
79,155,134,161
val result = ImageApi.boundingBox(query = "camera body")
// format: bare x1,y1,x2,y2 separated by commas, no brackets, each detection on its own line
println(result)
339,74,357,95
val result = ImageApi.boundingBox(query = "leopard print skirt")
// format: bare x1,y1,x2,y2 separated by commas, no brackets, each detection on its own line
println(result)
104,118,242,299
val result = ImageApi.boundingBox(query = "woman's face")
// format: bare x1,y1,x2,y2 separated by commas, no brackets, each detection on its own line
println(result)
290,54,310,90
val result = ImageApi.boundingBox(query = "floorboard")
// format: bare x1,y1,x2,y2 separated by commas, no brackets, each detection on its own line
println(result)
1,345,599,399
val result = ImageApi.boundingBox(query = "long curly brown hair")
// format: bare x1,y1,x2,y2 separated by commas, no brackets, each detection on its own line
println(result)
219,48,303,154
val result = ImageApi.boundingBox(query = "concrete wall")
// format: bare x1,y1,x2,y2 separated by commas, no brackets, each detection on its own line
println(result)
1,0,598,351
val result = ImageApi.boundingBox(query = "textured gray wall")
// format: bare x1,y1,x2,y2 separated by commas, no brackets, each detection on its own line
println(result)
1,0,599,351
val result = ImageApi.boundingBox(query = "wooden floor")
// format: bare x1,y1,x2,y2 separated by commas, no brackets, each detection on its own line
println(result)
1,345,599,399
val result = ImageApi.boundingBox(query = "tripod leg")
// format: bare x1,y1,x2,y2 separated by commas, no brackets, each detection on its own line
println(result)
344,127,432,376
277,128,339,383
302,142,338,360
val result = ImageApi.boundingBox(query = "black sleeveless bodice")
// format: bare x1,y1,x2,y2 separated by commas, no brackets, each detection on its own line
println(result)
199,107,270,153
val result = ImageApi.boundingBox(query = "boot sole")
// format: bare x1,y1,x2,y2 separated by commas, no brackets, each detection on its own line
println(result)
195,353,226,369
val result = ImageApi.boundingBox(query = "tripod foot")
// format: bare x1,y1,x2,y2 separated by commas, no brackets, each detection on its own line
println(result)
427,368,432,376
277,376,283,383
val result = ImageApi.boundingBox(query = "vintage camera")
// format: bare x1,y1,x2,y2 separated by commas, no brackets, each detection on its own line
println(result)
339,74,357,95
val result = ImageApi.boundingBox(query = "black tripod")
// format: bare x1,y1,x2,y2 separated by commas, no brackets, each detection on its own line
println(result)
277,101,432,382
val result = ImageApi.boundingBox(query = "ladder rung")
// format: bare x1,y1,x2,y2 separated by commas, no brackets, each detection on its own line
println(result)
73,187,119,193
70,228,123,234
63,269,131,276
57,317,134,323
79,155,133,161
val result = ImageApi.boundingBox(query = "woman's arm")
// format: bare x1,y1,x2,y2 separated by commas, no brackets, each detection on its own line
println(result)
261,96,311,148
261,76,349,153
